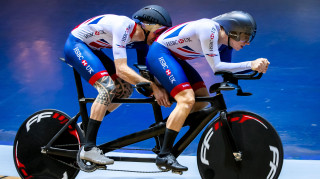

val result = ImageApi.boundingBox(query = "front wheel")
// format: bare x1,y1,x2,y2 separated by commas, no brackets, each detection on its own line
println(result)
13,109,84,179
197,111,283,179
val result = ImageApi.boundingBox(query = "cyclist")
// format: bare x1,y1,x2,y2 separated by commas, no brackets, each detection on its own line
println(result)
64,5,172,165
146,11,270,171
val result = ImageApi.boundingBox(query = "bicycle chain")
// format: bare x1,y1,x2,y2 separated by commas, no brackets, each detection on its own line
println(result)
48,144,166,174
53,143,155,151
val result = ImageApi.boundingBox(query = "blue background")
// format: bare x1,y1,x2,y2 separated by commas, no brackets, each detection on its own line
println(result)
0,0,319,160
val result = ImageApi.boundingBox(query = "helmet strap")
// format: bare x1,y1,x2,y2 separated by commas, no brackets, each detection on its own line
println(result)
141,28,149,43
140,22,151,43
227,36,232,49
144,31,150,43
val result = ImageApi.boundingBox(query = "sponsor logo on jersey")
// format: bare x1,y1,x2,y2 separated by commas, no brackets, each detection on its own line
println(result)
84,30,106,39
82,60,88,66
158,57,176,84
166,69,171,76
100,71,109,76
182,84,190,88
74,47,84,60
209,27,216,51
210,33,214,39
73,47,94,74
121,25,131,42
164,37,192,46
209,41,213,51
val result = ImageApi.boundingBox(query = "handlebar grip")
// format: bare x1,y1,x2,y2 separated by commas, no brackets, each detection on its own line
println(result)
215,71,263,80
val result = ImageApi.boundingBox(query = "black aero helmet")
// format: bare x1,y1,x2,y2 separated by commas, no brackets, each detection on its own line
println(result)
212,11,257,42
132,5,172,27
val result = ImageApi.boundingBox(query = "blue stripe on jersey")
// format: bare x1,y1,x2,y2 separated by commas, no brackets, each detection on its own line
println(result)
164,24,187,39
182,46,195,52
88,16,104,25
100,39,110,44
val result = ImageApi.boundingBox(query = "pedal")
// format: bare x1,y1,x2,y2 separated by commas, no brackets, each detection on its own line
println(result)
157,165,170,172
77,160,97,172
96,164,107,170
172,170,183,175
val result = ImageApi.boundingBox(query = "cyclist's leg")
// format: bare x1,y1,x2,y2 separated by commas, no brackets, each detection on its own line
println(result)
64,34,114,165
147,42,192,171
177,60,209,112
93,50,133,113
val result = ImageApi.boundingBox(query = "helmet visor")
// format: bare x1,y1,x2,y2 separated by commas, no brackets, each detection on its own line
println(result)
239,32,255,43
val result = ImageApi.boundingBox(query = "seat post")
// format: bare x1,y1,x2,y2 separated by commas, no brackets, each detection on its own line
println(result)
73,68,89,134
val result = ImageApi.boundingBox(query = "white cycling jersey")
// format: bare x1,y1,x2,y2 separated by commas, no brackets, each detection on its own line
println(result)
156,19,252,73
71,14,137,60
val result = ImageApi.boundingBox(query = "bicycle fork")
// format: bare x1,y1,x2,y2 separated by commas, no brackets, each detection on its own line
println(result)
219,111,242,162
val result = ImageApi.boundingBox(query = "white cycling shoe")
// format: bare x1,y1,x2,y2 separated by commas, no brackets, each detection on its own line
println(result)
80,146,114,165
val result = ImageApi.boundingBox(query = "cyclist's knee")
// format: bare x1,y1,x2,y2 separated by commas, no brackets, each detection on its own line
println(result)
93,76,116,105
114,78,133,98
176,90,195,110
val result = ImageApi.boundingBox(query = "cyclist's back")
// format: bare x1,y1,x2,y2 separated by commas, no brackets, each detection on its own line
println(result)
155,19,221,60
72,14,138,53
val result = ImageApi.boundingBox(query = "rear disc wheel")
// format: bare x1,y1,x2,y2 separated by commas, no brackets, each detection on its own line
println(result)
13,109,84,179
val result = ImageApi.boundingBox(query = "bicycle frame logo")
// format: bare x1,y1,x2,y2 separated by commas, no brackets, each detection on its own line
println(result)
200,127,213,165
267,145,279,179
26,112,53,132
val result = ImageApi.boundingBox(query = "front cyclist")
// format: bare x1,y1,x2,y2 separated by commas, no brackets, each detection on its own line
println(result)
146,11,270,171
64,5,172,165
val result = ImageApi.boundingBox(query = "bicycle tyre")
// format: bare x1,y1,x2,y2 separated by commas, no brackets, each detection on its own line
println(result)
197,111,283,179
13,109,84,179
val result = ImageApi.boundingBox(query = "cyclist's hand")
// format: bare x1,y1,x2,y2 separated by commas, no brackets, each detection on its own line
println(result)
151,84,171,107
251,58,270,73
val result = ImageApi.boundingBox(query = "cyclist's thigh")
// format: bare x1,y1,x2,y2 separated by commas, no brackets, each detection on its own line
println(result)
146,42,192,98
92,49,118,80
64,34,110,85
177,59,207,94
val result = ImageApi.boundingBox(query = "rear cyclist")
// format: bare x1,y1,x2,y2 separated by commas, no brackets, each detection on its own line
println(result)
146,11,270,171
64,5,172,165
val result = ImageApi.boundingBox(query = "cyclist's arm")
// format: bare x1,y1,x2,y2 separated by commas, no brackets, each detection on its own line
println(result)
110,18,144,84
198,22,251,73
112,20,170,106
115,58,170,107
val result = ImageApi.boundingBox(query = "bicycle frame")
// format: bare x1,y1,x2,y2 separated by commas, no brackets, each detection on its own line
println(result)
43,69,229,163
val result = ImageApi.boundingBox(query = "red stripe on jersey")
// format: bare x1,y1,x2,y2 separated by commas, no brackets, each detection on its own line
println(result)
192,81,206,91
130,23,137,39
170,82,192,97
89,42,106,49
164,22,189,34
88,70,109,85
170,50,194,60
72,16,98,31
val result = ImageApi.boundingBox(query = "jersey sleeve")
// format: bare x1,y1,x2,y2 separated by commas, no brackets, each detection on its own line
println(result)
112,18,136,60
198,21,251,73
